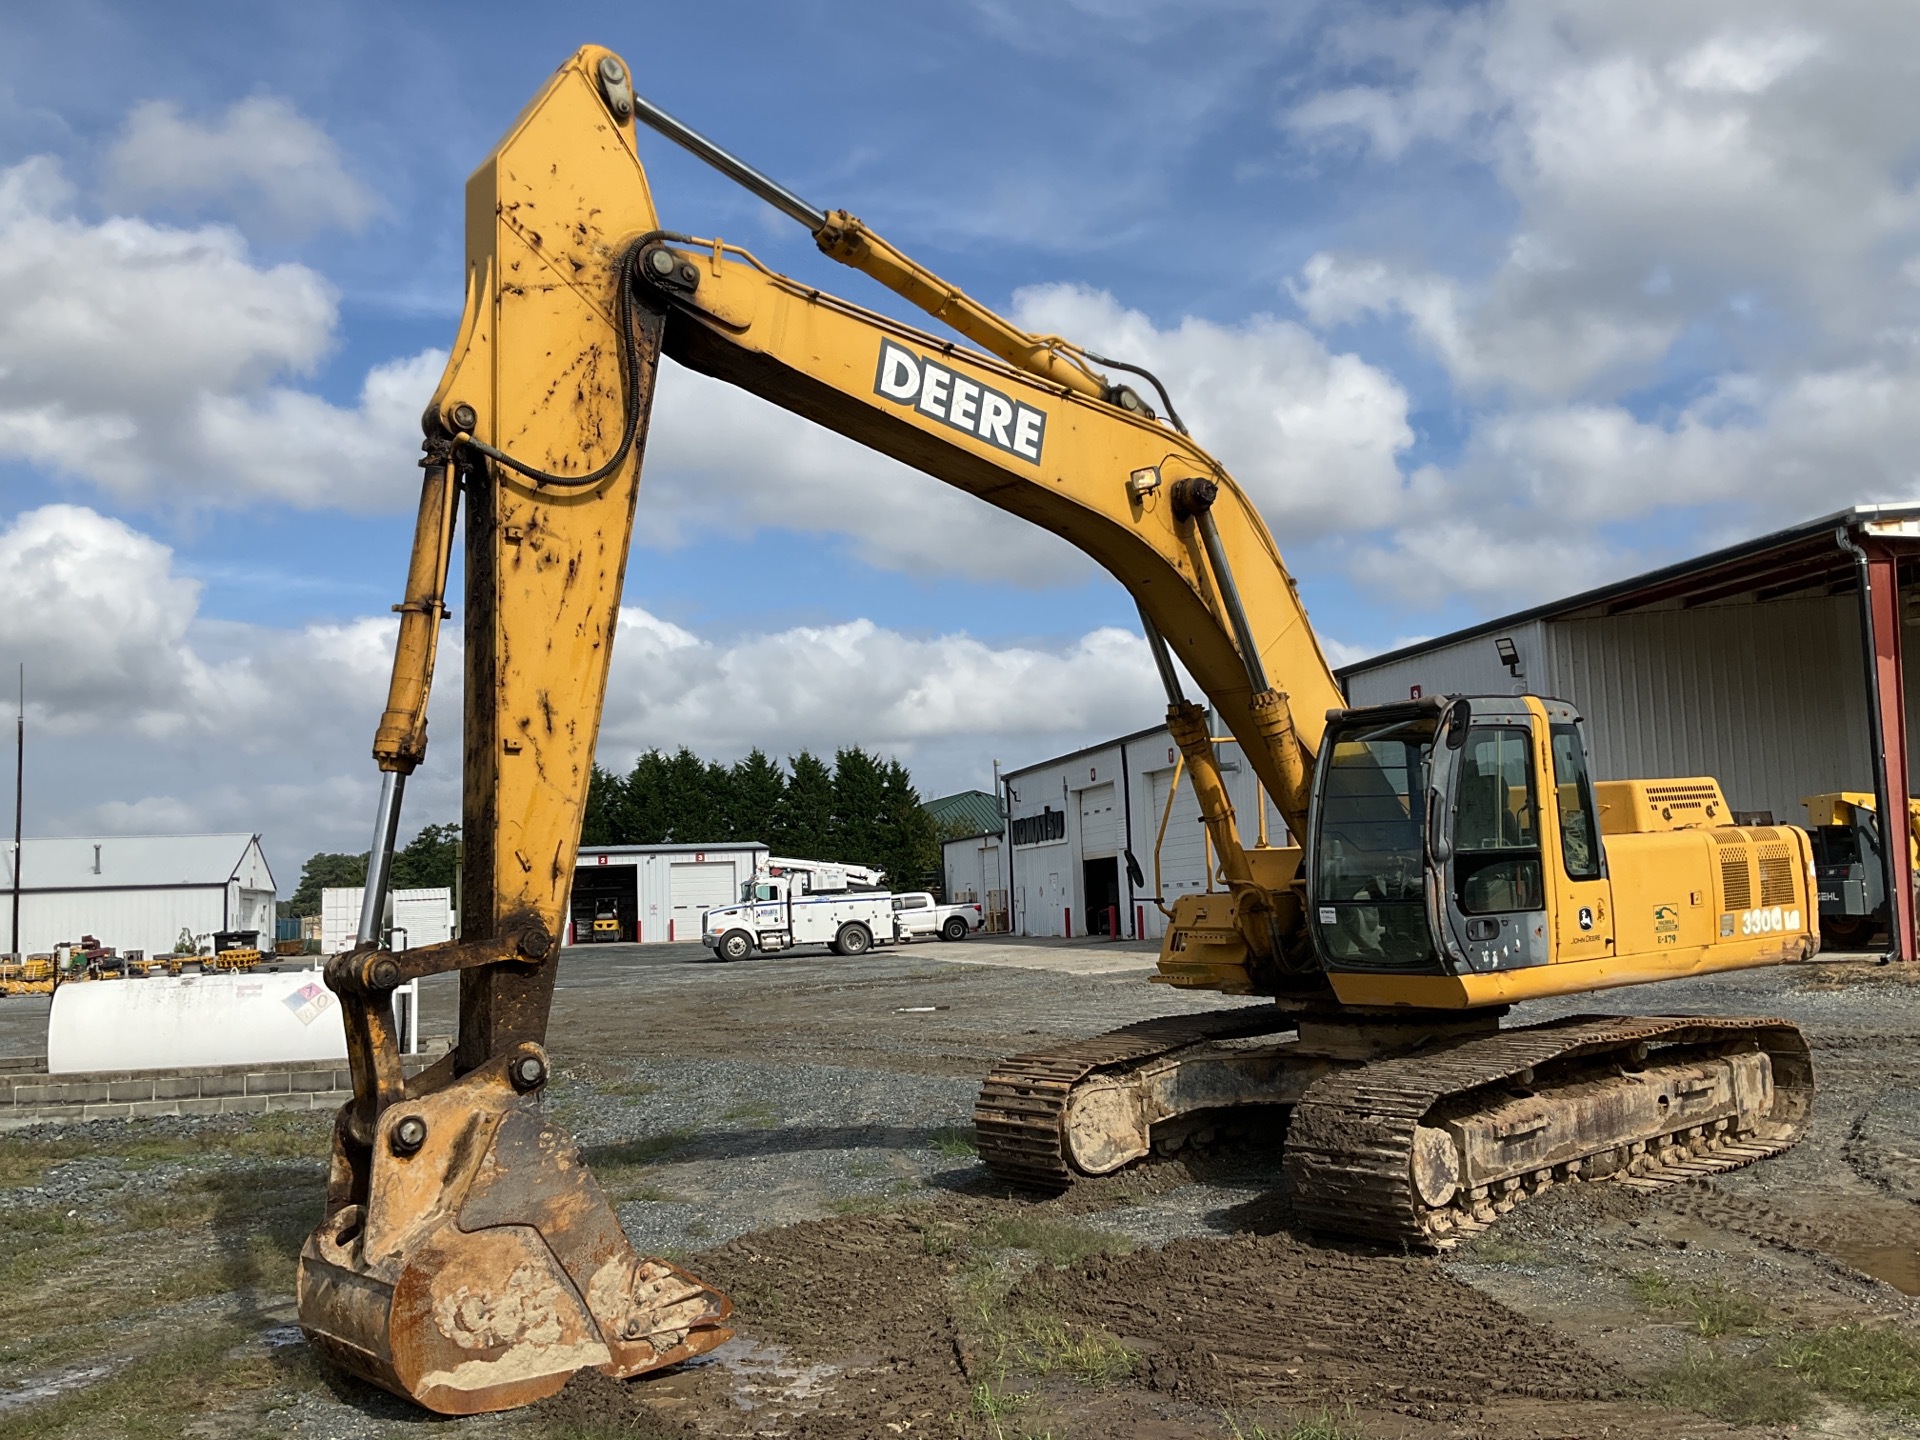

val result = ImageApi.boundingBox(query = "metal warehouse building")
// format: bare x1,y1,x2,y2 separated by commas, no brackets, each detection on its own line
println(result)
2,833,276,959
1340,506,1920,961
566,842,768,945
1001,717,1286,942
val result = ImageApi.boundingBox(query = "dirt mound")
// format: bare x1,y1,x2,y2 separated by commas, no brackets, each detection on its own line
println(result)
693,1211,972,1436
525,1369,703,1437
1029,1230,1619,1409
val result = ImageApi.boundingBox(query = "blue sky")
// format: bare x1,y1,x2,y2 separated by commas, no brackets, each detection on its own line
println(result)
5,0,1919,871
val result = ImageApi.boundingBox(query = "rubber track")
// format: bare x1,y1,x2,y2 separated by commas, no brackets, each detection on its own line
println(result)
1283,1013,1814,1249
974,1005,1297,1188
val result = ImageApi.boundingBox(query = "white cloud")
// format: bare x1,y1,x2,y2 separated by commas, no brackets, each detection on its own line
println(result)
104,96,377,237
1009,283,1415,540
1268,1,1920,613
4,504,1168,872
0,157,438,511
639,277,1415,577
1288,3,1920,397
2,503,445,865
639,362,1086,585
601,608,1164,764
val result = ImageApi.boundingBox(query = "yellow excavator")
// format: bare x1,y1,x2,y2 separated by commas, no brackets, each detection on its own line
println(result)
296,45,1818,1415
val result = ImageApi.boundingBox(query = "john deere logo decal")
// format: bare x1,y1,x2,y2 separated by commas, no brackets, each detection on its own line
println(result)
874,340,1047,463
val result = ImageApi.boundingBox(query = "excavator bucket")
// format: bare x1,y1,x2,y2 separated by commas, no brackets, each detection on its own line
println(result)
296,1042,731,1414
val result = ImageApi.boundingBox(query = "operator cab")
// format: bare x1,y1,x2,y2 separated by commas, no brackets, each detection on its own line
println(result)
1306,693,1607,980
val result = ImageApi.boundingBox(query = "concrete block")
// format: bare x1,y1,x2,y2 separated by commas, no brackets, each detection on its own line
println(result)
80,1103,133,1120
153,1076,204,1101
219,1095,270,1114
289,1069,336,1093
199,1074,245,1098
173,1096,224,1117
245,1072,293,1096
8,1084,55,1106
107,1080,156,1104
128,1099,182,1119
265,1092,320,1113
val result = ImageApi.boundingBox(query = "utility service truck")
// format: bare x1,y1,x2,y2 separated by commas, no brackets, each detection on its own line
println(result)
701,858,893,961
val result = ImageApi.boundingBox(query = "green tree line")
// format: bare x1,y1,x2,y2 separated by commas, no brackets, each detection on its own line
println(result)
284,822,460,917
584,745,937,889
285,746,939,916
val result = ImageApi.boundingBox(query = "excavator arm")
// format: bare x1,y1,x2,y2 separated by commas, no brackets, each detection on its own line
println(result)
298,43,1342,1413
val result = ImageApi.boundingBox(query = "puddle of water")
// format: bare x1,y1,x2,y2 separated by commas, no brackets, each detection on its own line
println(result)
645,1337,842,1413
0,1360,120,1414
1832,1242,1920,1295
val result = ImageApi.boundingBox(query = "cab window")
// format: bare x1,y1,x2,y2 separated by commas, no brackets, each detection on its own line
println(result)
1312,717,1438,970
1454,727,1543,915
1549,724,1604,882
753,884,777,902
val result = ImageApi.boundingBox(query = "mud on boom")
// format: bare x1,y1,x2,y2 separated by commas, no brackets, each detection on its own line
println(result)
295,43,1818,1416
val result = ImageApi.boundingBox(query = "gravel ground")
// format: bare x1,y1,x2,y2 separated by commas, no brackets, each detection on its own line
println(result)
5,939,1920,1439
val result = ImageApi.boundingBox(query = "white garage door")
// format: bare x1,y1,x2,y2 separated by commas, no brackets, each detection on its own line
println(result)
669,863,738,939
1147,768,1208,901
1077,783,1118,859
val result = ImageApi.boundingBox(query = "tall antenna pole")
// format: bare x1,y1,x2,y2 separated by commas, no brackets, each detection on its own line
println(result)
10,665,21,959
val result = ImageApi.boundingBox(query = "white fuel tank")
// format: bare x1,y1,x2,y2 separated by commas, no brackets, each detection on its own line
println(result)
47,968,352,1074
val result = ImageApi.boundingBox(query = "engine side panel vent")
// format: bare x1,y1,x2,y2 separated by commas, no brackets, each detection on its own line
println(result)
1721,848,1753,911
1758,845,1797,907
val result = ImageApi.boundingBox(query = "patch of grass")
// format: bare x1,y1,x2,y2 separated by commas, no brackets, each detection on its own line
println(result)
1774,1324,1920,1413
607,1181,681,1204
588,1129,695,1169
909,1215,962,1256
1013,1313,1136,1384
1649,1346,1811,1426
0,1320,291,1440
720,1101,777,1126
211,1110,333,1159
1225,1407,1367,1440
977,1214,1131,1267
1456,1233,1547,1267
1628,1272,1769,1337
930,1126,978,1158
965,1380,1034,1440
598,1079,660,1101
0,1132,198,1188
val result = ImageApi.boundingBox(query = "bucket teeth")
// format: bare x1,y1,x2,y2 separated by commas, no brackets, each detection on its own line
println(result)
296,1058,731,1414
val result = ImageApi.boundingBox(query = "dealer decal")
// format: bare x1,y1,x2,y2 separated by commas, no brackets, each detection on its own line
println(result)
874,340,1047,463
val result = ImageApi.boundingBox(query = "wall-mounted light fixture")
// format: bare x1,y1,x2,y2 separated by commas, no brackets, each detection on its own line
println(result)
1494,636,1522,679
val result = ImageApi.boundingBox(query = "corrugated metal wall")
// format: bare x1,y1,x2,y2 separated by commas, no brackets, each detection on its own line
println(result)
1343,620,1544,707
17,888,228,959
1343,595,1879,831
1546,596,1870,825
1006,721,1287,941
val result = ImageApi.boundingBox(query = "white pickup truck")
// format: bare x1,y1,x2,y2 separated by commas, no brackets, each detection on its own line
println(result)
701,860,894,962
889,892,985,942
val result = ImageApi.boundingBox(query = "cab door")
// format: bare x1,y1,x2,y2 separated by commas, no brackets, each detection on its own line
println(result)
1439,701,1552,971
1538,701,1614,961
